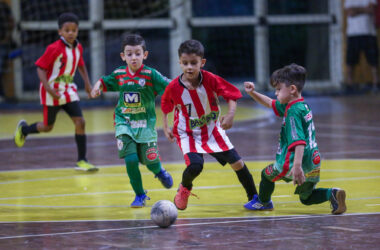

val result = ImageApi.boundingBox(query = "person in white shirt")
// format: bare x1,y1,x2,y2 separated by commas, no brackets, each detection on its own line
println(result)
344,0,379,92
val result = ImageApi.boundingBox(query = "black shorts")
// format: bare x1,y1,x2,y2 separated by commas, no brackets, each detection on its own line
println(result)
346,35,379,66
184,148,241,167
43,101,83,126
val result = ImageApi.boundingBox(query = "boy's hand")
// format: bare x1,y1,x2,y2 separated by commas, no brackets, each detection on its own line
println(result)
290,166,305,186
90,86,102,98
220,113,234,130
85,84,92,98
244,81,255,94
48,89,61,100
164,127,175,142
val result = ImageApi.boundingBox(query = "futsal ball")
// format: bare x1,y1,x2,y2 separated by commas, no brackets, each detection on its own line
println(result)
150,200,178,228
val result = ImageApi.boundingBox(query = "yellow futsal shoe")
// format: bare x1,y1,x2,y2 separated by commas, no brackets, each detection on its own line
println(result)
75,160,99,172
14,120,27,147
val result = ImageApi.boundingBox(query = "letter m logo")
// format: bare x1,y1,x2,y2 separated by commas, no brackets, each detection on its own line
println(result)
124,92,140,104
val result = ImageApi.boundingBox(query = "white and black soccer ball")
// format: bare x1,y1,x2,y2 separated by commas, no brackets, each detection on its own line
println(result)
150,200,178,228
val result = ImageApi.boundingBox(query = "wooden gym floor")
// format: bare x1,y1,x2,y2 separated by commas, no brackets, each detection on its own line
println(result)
0,94,379,249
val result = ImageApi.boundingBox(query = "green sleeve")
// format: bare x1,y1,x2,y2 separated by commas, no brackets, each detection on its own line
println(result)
101,71,120,92
151,69,170,96
273,100,286,117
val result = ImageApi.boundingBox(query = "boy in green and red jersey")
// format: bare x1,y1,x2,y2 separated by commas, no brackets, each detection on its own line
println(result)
243,63,347,215
91,34,173,207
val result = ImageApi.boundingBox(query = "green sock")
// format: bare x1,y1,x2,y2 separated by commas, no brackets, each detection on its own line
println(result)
300,188,331,205
258,169,275,204
125,153,144,195
146,162,161,175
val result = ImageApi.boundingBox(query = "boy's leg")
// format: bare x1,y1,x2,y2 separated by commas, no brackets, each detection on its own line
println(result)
297,184,346,215
14,105,57,147
174,153,203,210
138,142,173,189
244,165,275,210
118,134,149,207
211,149,257,201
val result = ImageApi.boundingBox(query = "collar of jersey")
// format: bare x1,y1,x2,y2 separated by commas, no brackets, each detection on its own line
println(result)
284,97,304,117
60,36,78,48
126,64,144,78
178,70,203,89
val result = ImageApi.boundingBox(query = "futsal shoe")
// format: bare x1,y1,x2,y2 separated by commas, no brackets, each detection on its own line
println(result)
14,120,27,147
330,188,346,215
130,193,150,208
174,184,198,210
75,160,99,172
244,194,274,211
155,168,173,189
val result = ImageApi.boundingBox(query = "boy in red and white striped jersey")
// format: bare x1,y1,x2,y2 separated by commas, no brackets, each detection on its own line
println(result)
161,39,257,210
14,12,97,171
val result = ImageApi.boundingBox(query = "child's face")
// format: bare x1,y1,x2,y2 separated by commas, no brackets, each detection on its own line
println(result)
275,82,296,104
179,53,206,82
120,45,148,72
58,22,79,45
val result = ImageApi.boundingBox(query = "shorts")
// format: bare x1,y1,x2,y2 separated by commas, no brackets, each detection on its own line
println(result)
184,148,241,167
262,164,319,200
116,134,160,165
346,35,378,66
43,101,83,126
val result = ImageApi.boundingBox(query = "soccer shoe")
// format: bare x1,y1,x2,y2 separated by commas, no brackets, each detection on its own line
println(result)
14,120,27,147
130,193,150,208
330,188,346,215
244,194,274,211
174,184,198,210
75,160,99,172
155,168,173,189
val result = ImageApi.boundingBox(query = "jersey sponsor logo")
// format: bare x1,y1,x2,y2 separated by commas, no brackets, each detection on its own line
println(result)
138,79,146,87
289,116,298,140
304,111,313,122
141,69,152,74
130,119,147,128
305,166,320,178
123,92,141,107
127,81,134,85
146,147,158,161
189,111,219,129
312,150,321,165
117,138,123,150
121,107,146,114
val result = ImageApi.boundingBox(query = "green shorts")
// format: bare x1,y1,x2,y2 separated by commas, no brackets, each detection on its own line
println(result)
116,134,160,165
263,163,320,200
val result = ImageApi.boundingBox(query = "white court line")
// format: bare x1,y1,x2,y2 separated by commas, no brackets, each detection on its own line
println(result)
322,226,362,232
0,213,378,240
366,204,380,206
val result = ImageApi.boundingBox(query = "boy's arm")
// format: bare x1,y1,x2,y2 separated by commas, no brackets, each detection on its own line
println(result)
162,112,175,142
290,145,306,186
244,81,272,108
78,65,92,98
37,67,61,100
220,99,236,130
90,80,103,98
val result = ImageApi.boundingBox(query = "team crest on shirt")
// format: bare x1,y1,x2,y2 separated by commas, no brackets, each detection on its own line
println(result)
138,79,145,87
117,139,123,150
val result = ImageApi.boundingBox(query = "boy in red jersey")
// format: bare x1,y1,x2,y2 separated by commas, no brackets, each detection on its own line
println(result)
14,12,97,171
161,39,257,210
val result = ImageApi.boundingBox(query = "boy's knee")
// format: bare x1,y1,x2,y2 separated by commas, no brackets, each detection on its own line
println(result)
185,163,203,177
124,153,139,164
41,124,53,132
74,118,85,129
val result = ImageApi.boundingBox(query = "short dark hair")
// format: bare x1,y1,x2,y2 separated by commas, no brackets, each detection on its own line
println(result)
58,12,79,28
270,63,307,92
121,33,146,52
178,39,204,58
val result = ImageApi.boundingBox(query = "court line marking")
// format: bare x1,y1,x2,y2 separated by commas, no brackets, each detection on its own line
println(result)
1,196,380,208
1,175,380,201
366,204,380,206
0,212,377,240
322,226,362,232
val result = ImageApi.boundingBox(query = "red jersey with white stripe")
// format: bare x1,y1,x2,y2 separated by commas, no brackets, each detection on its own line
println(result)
35,38,84,106
161,70,242,154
